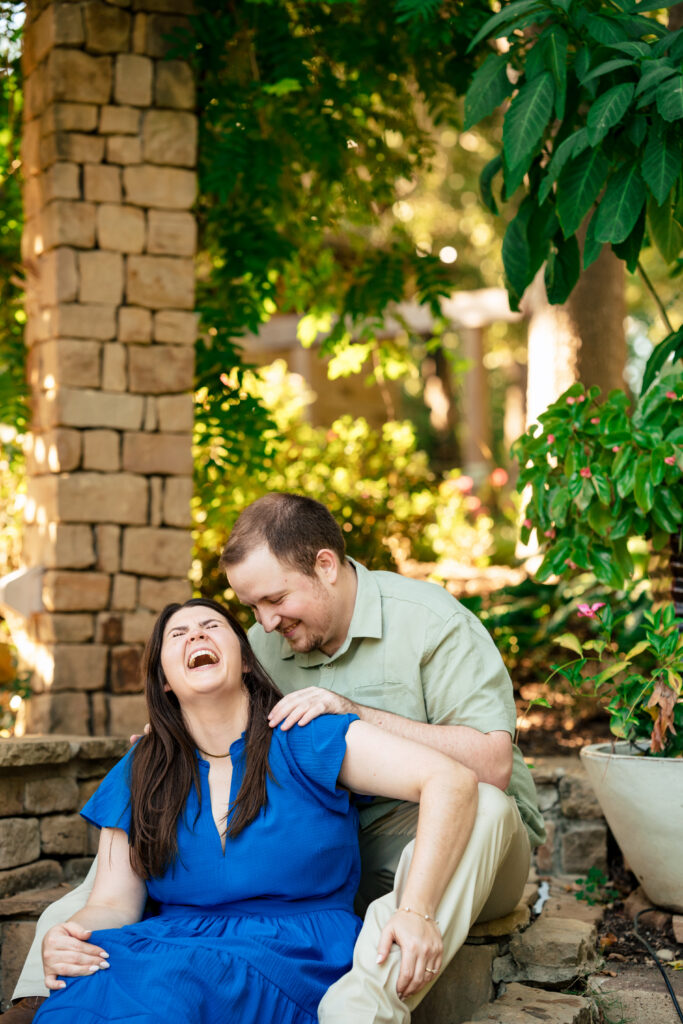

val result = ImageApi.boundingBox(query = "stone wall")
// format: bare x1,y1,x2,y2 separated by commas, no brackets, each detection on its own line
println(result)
17,0,197,737
0,735,127,1003
530,758,607,877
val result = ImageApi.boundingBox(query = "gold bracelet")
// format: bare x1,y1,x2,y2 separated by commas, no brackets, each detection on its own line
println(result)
399,906,439,928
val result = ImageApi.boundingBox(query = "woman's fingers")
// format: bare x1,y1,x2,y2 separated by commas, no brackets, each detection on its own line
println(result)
42,923,109,978
377,911,443,999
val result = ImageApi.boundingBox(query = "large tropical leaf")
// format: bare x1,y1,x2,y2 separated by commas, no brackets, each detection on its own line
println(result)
464,53,511,129
612,205,646,272
586,82,635,145
479,154,503,215
581,58,635,86
641,126,682,205
647,193,683,262
503,72,555,173
593,162,647,243
467,0,543,52
635,60,677,97
656,74,683,122
538,128,590,203
556,148,610,237
545,233,580,304
543,25,568,118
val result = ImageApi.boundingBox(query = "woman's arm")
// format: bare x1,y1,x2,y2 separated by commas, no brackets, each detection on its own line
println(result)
338,720,479,1000
42,827,147,990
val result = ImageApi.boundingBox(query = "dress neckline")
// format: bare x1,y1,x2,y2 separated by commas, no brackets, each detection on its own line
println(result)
196,731,246,768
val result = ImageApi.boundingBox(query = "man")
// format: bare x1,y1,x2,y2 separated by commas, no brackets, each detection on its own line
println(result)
8,493,544,1023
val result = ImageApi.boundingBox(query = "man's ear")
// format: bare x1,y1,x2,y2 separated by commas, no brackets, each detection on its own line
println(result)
315,548,339,583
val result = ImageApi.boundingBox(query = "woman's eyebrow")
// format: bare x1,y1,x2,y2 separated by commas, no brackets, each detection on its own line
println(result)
165,618,222,636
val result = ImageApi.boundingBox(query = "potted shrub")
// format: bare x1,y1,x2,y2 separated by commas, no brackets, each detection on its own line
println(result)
512,347,683,910
548,601,683,911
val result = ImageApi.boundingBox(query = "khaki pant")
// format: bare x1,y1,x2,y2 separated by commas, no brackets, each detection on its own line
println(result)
318,783,530,1023
15,784,530,1023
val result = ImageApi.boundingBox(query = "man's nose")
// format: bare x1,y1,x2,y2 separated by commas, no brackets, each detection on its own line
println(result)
259,609,281,633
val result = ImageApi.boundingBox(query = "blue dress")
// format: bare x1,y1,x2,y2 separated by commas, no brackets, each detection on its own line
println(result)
35,714,362,1024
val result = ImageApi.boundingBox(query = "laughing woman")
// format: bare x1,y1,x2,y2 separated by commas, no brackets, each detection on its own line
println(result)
35,598,477,1024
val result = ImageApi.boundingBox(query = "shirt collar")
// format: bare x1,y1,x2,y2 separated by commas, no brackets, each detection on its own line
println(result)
279,557,383,666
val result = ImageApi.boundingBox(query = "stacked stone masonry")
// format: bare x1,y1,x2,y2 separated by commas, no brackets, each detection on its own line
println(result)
19,0,197,736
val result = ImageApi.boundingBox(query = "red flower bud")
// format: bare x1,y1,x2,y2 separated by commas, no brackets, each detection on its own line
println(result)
544,528,556,538
590,417,599,425
547,434,555,444
566,397,575,405
612,446,620,453
523,518,533,529
664,455,676,465
580,467,592,478
666,391,677,400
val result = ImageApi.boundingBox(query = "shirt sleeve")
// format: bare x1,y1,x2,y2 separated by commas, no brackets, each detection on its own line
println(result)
422,609,517,735
80,746,136,834
276,713,359,813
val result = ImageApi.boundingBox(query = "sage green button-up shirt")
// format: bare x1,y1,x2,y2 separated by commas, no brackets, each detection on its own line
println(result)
248,559,545,846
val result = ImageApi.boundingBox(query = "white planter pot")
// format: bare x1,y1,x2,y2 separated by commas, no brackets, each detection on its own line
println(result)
580,741,683,912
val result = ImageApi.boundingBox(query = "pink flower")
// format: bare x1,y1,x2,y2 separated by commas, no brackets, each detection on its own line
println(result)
577,602,606,619
666,391,677,400
490,467,508,487
464,495,482,512
523,518,533,529
590,417,600,425
612,446,620,453
547,434,555,444
577,395,586,403
453,475,474,493
580,467,592,478
566,397,575,405
565,559,578,570
665,455,676,465
544,528,556,539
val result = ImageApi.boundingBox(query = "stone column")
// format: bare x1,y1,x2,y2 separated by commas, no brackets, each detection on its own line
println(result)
18,0,197,737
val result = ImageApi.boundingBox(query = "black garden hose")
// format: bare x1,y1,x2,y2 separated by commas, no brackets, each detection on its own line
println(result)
633,909,683,1024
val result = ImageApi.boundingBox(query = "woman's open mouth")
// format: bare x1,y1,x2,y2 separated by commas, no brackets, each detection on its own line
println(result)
187,649,219,669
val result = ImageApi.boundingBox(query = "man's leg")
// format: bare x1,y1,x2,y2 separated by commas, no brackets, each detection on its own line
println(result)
318,784,530,1024
8,859,98,1009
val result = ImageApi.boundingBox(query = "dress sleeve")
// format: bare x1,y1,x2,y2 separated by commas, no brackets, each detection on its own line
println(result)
276,713,359,813
80,746,136,834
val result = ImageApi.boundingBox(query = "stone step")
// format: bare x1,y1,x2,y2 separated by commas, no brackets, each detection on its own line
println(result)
589,964,683,1024
461,982,594,1023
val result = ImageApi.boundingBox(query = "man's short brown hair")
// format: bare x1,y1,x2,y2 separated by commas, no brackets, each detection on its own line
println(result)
220,493,346,576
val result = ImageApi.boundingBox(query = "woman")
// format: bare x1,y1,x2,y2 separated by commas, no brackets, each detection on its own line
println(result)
36,598,477,1023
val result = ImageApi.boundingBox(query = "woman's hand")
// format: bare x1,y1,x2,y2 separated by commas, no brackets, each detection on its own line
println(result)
376,910,442,999
42,922,110,990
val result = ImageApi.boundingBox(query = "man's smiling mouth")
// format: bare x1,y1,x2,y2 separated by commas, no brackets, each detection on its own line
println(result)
187,649,219,669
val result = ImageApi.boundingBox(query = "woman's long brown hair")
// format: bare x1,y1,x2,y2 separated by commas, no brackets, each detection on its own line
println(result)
128,598,282,879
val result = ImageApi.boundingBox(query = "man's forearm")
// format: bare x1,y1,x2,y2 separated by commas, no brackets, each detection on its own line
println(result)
352,703,512,789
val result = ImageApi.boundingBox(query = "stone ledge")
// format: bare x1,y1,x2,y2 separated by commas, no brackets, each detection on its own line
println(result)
0,736,128,768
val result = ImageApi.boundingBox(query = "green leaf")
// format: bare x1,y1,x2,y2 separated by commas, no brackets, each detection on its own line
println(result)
613,537,634,579
612,204,646,272
581,58,635,86
467,0,544,53
592,473,612,504
544,26,568,119
555,633,584,656
647,193,683,263
634,454,654,512
550,487,571,525
595,661,631,685
464,54,512,129
641,326,683,393
607,41,650,58
627,114,648,146
503,73,555,174
635,60,677,97
557,148,610,237
656,75,683,122
589,548,621,587
624,639,650,661
652,492,683,532
593,163,647,244
479,155,503,215
642,126,683,205
582,210,603,269
545,233,580,304
586,83,636,145
539,129,590,204
502,206,531,306
585,14,629,45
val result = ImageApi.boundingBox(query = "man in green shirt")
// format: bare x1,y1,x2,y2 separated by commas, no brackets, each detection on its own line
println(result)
222,493,544,1023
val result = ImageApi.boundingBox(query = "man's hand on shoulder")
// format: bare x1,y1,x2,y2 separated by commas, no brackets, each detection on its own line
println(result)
268,687,359,731
129,723,151,745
